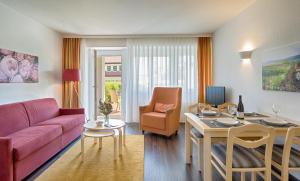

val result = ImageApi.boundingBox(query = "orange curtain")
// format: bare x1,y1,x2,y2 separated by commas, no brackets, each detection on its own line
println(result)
197,37,213,103
62,38,81,108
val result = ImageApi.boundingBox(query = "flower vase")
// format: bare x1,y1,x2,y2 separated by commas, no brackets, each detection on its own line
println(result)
104,115,110,127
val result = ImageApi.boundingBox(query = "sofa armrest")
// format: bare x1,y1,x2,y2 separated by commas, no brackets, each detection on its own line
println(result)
0,137,13,181
59,108,85,115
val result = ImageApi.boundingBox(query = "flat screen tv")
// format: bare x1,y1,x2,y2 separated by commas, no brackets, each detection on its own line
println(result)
206,86,225,107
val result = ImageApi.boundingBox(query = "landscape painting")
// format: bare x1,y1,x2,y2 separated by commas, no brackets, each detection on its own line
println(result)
262,42,300,92
0,48,38,83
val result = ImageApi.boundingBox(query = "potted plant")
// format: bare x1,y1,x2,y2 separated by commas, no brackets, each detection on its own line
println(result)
98,99,113,127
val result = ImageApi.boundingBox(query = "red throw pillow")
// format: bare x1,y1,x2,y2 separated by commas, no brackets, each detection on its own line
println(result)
154,103,174,113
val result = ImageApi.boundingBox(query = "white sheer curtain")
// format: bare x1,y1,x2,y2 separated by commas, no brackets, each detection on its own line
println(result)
122,38,198,123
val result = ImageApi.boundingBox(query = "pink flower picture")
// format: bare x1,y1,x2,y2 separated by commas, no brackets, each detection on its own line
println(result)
0,48,38,83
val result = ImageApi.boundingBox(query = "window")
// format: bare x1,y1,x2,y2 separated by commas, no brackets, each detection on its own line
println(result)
113,66,118,71
107,66,111,71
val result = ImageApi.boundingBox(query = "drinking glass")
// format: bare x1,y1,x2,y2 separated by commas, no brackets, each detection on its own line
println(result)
272,104,280,119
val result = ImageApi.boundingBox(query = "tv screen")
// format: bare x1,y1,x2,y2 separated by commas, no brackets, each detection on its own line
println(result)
206,86,225,107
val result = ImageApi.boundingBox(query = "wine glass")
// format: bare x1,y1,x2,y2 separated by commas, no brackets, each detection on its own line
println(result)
272,104,280,119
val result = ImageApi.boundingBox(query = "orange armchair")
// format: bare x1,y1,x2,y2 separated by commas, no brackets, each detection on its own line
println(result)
139,87,182,136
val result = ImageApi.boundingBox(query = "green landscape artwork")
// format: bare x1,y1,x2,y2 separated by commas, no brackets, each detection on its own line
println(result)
262,43,300,92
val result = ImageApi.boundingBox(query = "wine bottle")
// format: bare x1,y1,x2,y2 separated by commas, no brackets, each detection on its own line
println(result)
237,95,244,119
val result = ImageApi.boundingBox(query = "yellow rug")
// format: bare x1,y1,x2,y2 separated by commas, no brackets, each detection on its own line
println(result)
36,135,144,181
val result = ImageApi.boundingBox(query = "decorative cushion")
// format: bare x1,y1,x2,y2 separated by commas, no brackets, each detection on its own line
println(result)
8,125,62,161
212,144,265,168
142,112,166,130
154,103,174,113
191,128,203,138
36,114,85,133
256,144,300,167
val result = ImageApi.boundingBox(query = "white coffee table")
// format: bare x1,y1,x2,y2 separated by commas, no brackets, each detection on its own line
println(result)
81,119,126,161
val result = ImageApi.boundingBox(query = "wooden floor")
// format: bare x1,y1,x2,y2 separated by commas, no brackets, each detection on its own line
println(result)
25,123,290,181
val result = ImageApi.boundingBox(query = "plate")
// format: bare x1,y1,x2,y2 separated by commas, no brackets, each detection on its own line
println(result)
215,118,240,126
262,118,289,126
202,110,217,116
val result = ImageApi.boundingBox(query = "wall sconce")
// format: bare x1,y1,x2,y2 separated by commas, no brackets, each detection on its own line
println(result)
239,50,252,61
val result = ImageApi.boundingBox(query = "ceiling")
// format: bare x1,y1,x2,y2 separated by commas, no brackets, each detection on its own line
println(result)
0,0,255,36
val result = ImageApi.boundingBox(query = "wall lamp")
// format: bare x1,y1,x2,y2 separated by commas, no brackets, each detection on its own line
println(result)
239,50,253,61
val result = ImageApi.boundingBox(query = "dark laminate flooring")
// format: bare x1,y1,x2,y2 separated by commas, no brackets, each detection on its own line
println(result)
25,123,285,181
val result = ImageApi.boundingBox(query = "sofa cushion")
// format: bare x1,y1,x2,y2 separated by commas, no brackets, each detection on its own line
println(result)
0,103,29,137
7,125,62,161
36,114,85,133
23,98,60,125
142,112,166,130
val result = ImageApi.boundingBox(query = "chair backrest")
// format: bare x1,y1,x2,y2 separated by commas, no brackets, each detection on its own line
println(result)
109,89,119,103
150,87,182,110
218,102,237,112
188,102,212,113
226,124,275,180
281,127,300,181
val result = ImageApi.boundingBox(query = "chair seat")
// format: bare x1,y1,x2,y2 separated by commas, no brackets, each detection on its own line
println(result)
141,112,166,130
8,125,62,161
191,128,203,138
212,144,265,168
256,144,300,168
36,114,84,132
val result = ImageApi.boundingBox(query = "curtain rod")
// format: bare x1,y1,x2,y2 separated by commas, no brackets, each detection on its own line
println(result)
62,33,212,38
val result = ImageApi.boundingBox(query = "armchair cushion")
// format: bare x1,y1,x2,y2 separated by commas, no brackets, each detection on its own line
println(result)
154,103,174,113
141,112,166,130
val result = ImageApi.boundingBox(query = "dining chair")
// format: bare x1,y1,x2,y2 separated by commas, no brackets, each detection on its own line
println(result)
211,124,275,181
217,102,237,113
257,127,300,181
188,102,220,172
188,102,213,113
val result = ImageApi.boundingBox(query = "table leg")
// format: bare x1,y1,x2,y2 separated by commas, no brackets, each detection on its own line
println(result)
119,128,122,155
185,118,192,163
99,137,102,149
81,135,85,161
113,136,117,160
203,133,212,181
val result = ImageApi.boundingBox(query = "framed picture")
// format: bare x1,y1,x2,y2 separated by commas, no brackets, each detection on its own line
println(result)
262,42,300,92
0,48,38,83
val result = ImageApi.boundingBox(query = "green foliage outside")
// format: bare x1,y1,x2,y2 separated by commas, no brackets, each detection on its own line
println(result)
105,81,121,102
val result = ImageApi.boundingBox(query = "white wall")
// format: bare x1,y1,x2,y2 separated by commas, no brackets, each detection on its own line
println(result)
213,0,300,121
0,3,62,105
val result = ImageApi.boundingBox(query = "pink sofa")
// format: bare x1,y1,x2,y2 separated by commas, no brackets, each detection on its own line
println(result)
0,98,85,181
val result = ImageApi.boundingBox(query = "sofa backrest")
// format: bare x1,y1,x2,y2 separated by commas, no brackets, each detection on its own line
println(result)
23,98,60,125
0,103,30,137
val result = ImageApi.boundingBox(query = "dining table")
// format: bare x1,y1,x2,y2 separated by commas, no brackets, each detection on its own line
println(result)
184,112,299,181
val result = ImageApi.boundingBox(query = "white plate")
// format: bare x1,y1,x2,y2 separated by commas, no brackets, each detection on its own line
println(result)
215,118,240,126
262,118,289,126
202,110,217,116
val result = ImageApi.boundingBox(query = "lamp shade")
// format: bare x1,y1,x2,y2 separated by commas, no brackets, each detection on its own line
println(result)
63,69,80,81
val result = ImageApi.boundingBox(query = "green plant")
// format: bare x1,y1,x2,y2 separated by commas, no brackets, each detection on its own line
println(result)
105,81,121,101
98,99,112,116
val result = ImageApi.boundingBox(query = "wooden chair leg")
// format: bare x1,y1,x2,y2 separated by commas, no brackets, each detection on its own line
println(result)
197,140,202,171
251,172,256,181
241,172,246,181
190,141,193,157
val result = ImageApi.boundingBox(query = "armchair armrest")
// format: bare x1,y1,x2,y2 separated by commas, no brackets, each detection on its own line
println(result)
0,137,13,181
139,105,152,113
59,108,85,115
